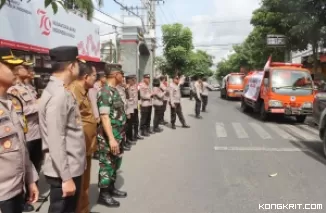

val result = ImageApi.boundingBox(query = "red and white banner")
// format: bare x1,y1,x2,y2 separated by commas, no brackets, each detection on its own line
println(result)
243,71,264,101
0,0,100,62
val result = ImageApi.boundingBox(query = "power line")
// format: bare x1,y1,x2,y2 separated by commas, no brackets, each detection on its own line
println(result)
154,18,251,27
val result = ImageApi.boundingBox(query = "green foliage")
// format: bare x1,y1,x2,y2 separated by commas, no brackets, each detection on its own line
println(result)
216,0,326,79
186,50,214,77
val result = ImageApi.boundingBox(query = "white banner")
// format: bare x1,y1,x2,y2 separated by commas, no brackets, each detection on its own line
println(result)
0,0,100,61
243,71,264,101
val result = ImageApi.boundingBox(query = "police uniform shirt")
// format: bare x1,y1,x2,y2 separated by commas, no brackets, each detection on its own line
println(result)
126,85,136,114
169,82,181,106
202,82,210,96
194,81,203,99
7,82,40,142
139,82,152,107
0,96,38,201
160,82,169,101
132,84,139,109
38,76,86,181
116,84,127,112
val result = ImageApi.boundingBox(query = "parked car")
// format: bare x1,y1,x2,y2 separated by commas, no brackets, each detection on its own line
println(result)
208,83,220,91
313,90,326,157
180,80,191,97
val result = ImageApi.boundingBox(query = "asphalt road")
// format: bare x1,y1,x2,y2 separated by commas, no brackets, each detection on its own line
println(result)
35,92,326,213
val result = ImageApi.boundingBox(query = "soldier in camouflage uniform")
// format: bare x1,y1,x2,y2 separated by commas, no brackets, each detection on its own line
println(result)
97,65,127,208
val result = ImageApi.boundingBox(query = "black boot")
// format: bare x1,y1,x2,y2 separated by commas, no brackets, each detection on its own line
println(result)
182,124,190,128
141,129,149,137
147,128,155,134
154,127,163,132
109,183,127,198
171,124,176,129
136,134,144,140
123,142,131,151
127,139,136,145
22,203,34,212
98,188,120,207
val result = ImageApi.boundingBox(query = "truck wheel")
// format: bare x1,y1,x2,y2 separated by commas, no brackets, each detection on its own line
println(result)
295,115,306,123
259,102,268,121
220,90,223,98
225,91,229,100
240,98,249,112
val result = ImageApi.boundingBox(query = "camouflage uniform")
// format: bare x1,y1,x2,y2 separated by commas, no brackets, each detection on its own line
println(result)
97,84,127,188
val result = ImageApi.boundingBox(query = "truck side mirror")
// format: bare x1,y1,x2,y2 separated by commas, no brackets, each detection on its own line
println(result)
263,78,269,86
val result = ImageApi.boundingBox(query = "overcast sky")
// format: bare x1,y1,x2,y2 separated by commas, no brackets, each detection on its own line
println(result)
92,0,261,63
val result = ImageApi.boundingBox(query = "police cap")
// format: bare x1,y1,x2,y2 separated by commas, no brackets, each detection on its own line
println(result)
49,46,85,63
0,47,24,65
126,74,136,79
22,60,34,68
143,74,150,78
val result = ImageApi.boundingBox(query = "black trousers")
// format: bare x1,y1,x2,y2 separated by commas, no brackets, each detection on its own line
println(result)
25,138,43,201
189,90,193,100
161,100,168,122
45,176,82,213
201,95,208,111
126,115,133,140
0,193,24,213
170,103,186,125
132,108,139,135
140,106,152,130
195,96,202,116
153,105,164,128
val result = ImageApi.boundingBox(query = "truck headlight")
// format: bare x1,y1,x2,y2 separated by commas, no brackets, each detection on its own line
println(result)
268,100,283,107
302,102,312,108
227,89,234,92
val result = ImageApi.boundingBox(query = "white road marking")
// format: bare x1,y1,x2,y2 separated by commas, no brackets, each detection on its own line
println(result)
265,123,297,141
297,124,319,135
232,122,249,138
214,146,312,152
215,122,227,138
282,124,319,141
249,122,272,139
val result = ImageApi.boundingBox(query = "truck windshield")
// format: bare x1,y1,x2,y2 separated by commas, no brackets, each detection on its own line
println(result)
271,69,313,96
228,75,244,85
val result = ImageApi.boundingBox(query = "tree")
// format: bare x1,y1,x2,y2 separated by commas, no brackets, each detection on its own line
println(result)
185,50,214,77
161,23,193,76
1,0,103,20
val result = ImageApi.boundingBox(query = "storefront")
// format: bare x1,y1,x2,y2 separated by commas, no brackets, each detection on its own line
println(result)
0,0,101,64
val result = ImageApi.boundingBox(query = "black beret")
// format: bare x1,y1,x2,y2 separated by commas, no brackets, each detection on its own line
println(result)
49,46,85,63
143,74,150,78
97,71,105,77
0,47,24,65
126,74,136,79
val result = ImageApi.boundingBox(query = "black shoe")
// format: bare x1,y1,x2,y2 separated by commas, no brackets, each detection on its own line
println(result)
154,127,163,132
127,139,136,145
136,134,144,140
123,144,131,151
171,124,176,129
148,129,155,134
182,124,190,128
196,115,202,119
37,195,48,202
98,188,120,207
141,130,149,137
22,203,34,212
109,184,127,198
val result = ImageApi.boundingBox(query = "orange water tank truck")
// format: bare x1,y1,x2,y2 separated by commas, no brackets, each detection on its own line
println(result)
220,72,245,99
240,57,315,123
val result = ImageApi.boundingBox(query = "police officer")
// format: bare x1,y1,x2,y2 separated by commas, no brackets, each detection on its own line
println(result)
116,77,132,151
7,60,45,212
139,74,153,136
0,47,39,213
169,74,190,129
97,65,127,208
152,78,164,132
159,75,169,125
194,76,203,118
125,75,137,143
38,46,86,213
130,75,143,141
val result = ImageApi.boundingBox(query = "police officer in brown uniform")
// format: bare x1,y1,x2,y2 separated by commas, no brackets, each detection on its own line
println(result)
169,74,190,129
38,46,86,213
130,75,143,141
69,63,97,213
0,47,39,213
139,74,153,136
159,75,169,125
7,60,44,212
125,75,138,144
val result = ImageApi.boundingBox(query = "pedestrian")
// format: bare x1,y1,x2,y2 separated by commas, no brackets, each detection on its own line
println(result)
125,75,138,144
169,74,190,129
97,65,127,208
0,47,39,213
7,60,44,212
88,70,105,160
116,78,132,151
38,46,86,213
190,76,195,101
139,74,153,136
152,78,164,132
194,76,203,118
129,75,143,141
159,75,169,125
69,63,97,213
201,77,210,112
